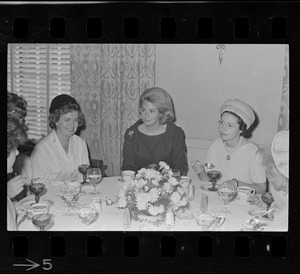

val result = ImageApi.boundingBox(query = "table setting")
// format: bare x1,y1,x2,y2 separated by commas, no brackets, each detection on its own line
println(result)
15,162,281,232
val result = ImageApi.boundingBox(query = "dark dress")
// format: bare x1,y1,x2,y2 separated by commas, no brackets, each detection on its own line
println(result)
121,119,188,175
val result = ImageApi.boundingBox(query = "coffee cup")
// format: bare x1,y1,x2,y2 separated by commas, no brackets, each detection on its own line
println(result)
179,176,191,189
122,170,135,182
237,186,256,201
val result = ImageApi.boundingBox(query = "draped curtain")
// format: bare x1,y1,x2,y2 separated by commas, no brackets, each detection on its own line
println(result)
277,44,289,131
70,44,156,176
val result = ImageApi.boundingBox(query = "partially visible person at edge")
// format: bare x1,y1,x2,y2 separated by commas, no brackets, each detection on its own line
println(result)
121,87,188,175
30,94,90,183
7,92,29,202
7,113,28,230
192,99,266,194
257,130,289,231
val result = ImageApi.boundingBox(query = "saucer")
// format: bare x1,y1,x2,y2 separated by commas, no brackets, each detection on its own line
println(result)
242,219,266,231
20,198,54,210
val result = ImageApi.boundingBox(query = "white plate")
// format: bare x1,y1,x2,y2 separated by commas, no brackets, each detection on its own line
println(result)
200,184,220,192
19,198,54,210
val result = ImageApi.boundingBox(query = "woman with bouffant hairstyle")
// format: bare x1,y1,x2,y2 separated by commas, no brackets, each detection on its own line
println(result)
121,87,188,175
31,94,89,183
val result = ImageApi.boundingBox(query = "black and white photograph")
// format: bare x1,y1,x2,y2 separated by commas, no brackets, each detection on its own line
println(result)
7,43,289,232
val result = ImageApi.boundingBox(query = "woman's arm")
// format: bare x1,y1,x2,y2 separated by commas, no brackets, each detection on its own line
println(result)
171,127,188,175
121,129,137,171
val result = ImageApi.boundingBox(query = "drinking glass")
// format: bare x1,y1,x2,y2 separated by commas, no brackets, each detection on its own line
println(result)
31,213,53,231
218,187,235,213
78,164,90,186
77,205,97,230
261,192,275,218
87,168,102,195
29,180,46,203
60,185,77,216
207,170,222,191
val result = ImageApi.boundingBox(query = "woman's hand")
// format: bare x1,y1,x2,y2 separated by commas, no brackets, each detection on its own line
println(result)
191,160,205,174
7,175,27,199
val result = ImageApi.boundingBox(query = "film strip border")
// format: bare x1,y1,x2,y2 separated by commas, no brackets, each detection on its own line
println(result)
1,1,300,273
0,2,298,42
3,233,290,272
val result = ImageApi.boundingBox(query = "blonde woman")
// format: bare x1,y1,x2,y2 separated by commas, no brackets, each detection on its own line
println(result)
121,87,188,175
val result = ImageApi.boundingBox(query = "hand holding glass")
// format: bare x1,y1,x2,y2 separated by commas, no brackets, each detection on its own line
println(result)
87,168,102,195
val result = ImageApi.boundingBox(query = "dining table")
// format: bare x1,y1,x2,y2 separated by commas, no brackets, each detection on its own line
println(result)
15,176,279,232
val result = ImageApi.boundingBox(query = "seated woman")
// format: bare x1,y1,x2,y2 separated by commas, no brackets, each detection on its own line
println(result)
31,94,90,183
121,87,188,175
7,92,29,202
7,113,28,230
258,130,289,231
192,99,266,194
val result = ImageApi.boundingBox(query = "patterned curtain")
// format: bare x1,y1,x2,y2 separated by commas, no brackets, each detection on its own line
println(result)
277,44,289,131
70,44,156,176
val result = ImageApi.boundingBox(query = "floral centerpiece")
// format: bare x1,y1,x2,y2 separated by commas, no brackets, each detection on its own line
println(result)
118,161,189,225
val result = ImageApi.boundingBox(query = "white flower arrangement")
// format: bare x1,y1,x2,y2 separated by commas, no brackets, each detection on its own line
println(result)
118,161,188,223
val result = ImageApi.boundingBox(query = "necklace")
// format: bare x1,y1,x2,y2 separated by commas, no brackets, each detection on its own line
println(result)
223,137,243,161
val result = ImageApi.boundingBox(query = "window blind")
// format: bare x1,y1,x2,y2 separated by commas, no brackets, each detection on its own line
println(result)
7,44,71,141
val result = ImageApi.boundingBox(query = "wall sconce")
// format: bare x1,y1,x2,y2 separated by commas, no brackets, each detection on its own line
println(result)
216,44,226,65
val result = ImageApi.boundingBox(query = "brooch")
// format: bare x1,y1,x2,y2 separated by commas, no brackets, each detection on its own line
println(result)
128,130,134,137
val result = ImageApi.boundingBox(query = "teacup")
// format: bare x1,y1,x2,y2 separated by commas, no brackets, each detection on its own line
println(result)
237,186,256,201
122,170,135,182
196,213,225,231
179,176,191,189
29,202,49,216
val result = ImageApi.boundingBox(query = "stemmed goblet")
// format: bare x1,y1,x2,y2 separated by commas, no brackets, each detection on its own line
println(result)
29,181,46,203
218,187,236,213
261,192,275,218
207,170,222,191
78,164,90,186
76,204,97,230
60,185,77,216
87,168,102,195
31,213,53,231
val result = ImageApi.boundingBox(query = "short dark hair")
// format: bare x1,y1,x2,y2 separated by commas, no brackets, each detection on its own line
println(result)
7,113,28,156
48,103,85,129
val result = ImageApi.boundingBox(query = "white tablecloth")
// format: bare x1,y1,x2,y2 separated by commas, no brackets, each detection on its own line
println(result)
16,176,279,232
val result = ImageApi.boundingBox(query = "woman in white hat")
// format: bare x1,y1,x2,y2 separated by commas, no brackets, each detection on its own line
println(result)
258,130,289,231
192,99,266,194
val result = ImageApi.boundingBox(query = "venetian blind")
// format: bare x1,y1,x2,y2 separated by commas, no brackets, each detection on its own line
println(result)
7,44,71,140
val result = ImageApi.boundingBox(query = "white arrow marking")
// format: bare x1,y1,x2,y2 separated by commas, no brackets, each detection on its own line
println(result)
13,259,40,271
